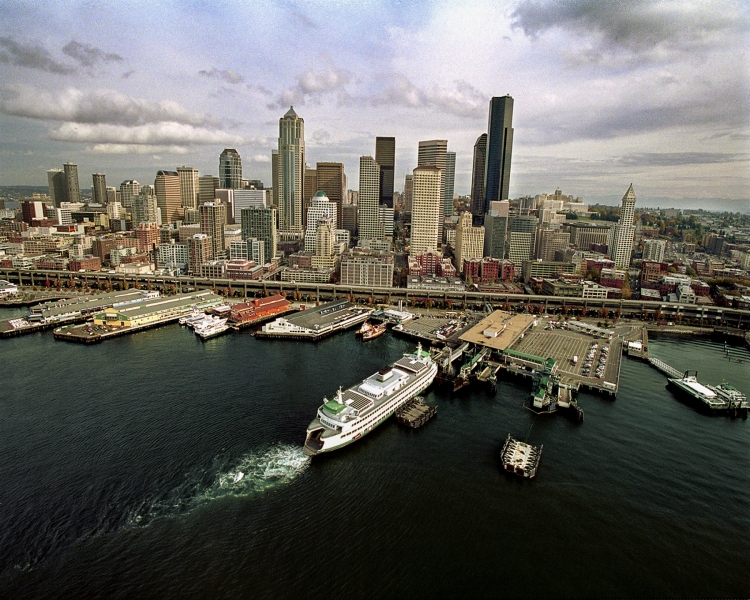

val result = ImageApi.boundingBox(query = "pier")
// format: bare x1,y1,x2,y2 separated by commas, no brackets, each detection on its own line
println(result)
648,358,683,379
395,398,437,428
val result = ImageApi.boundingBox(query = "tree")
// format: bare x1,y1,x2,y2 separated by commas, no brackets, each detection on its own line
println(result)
621,277,632,300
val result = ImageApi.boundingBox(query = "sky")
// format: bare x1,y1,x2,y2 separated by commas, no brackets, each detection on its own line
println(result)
0,0,748,209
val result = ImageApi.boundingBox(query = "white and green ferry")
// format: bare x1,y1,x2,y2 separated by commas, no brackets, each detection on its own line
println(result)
304,343,438,456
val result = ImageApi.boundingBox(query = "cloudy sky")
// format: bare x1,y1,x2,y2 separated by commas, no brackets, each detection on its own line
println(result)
1,0,748,208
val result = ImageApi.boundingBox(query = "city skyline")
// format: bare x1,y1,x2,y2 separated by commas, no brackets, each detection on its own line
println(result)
0,1,748,208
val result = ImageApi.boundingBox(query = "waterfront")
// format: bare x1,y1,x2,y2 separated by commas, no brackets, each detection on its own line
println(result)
1,311,748,598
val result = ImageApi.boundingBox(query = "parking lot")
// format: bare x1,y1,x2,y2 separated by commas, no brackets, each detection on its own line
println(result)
512,327,621,388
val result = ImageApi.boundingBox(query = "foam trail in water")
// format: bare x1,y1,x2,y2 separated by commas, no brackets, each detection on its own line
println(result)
129,444,310,527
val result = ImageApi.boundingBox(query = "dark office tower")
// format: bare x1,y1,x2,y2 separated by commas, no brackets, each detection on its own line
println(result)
219,148,242,189
470,133,487,223
64,162,81,204
47,169,65,207
316,162,346,226
92,173,107,205
375,136,395,208
483,95,514,212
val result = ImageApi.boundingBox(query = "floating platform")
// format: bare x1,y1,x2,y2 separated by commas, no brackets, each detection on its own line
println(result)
395,397,437,428
499,434,542,479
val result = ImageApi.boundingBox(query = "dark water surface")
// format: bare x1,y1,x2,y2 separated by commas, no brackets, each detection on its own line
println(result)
1,314,748,598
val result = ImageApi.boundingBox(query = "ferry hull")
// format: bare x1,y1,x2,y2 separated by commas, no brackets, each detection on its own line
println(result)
666,380,724,414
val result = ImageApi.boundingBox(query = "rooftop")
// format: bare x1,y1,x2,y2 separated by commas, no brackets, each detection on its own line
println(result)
459,310,536,351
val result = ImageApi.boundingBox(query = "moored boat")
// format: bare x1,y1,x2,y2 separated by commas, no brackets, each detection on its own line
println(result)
303,342,438,456
362,322,386,340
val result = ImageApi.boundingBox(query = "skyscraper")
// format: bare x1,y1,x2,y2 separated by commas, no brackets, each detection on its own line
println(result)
358,156,382,242
198,175,219,205
316,162,346,226
508,214,538,264
154,170,182,224
219,149,242,189
470,133,487,222
241,206,277,261
63,162,80,204
271,150,279,208
612,184,637,268
483,95,514,211
92,173,107,205
304,191,337,252
375,136,395,208
188,234,212,274
277,106,305,232
410,165,442,256
418,140,448,213
200,202,227,259
444,151,456,217
132,186,160,226
119,180,141,209
177,166,199,210
403,174,413,213
454,211,484,271
47,169,65,207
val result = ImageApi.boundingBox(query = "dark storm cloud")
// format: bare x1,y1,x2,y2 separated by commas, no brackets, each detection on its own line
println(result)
0,36,75,74
511,0,747,54
62,41,123,67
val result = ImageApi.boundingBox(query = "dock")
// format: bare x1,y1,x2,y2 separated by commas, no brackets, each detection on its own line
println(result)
395,397,437,428
648,357,683,378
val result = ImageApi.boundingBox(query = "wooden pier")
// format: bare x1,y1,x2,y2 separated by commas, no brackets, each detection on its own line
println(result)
395,398,437,428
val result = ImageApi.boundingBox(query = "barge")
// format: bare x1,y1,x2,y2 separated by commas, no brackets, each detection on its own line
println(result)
499,434,543,479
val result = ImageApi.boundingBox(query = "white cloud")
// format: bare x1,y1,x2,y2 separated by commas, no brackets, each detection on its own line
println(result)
252,154,271,163
373,75,487,118
50,122,243,146
0,84,216,127
85,144,189,155
198,67,244,84
272,63,351,107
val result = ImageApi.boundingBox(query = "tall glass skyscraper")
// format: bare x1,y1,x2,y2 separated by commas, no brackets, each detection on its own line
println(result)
277,107,305,232
470,133,487,223
375,136,395,209
483,95,514,212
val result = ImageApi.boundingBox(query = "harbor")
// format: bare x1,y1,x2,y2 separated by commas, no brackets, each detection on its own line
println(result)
256,300,372,341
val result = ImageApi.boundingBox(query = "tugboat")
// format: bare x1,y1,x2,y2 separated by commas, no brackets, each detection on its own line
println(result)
356,321,373,336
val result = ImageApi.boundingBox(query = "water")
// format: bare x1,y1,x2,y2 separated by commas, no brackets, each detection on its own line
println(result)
0,314,748,598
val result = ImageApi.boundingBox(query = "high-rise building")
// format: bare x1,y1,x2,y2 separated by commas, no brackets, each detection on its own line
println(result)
47,169,65,207
536,228,570,261
92,173,107,205
135,222,160,254
418,140,448,214
241,206,277,262
119,180,141,209
277,106,305,232
358,156,382,242
188,233,212,274
63,163,81,204
132,186,160,226
403,174,414,213
316,162,346,226
271,150,279,208
643,238,666,263
314,219,334,258
198,175,219,205
106,186,119,204
304,168,318,198
483,95,514,211
470,133,487,222
200,202,227,259
177,166,199,210
154,170,182,224
304,191,338,252
612,184,637,268
229,238,265,266
410,166,442,256
454,211,484,271
219,149,242,189
341,204,358,236
508,214,538,264
444,151,456,217
483,211,509,259
375,136,395,208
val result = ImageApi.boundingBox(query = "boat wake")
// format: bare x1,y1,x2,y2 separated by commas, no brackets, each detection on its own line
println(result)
128,444,311,527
